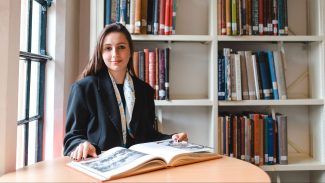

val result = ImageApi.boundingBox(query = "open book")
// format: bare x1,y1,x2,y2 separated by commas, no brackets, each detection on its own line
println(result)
67,139,222,181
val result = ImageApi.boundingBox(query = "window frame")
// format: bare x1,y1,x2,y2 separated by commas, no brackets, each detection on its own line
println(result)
18,0,52,166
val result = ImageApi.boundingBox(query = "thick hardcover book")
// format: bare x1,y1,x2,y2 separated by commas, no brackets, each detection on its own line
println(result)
164,0,171,35
251,0,259,35
267,51,279,99
218,55,226,100
134,0,142,34
140,0,148,34
231,0,237,35
129,0,136,33
276,114,288,165
226,0,232,35
257,51,273,99
144,48,150,83
148,51,156,89
147,0,154,34
238,51,249,100
67,140,221,181
251,53,261,99
158,49,166,100
246,0,252,35
159,0,166,35
164,48,170,100
172,0,177,34
244,51,257,100
153,0,160,35
272,0,278,35
277,0,284,35
104,0,112,25
273,50,287,99
155,48,159,99
224,48,232,100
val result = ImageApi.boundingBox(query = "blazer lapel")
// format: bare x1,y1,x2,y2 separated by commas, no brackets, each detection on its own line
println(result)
98,71,122,136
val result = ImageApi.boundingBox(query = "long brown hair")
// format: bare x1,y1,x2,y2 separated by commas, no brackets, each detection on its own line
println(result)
79,23,135,79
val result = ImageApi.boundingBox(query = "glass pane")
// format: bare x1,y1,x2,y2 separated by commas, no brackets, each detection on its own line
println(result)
16,125,25,169
28,120,38,165
17,60,27,121
29,61,40,117
20,0,28,52
31,2,41,54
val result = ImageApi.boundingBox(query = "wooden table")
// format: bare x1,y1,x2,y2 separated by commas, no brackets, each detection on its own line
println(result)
0,156,270,182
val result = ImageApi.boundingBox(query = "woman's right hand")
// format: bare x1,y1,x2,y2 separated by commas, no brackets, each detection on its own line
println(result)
70,141,98,161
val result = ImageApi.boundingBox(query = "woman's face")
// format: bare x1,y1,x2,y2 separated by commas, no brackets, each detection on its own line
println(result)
102,32,131,74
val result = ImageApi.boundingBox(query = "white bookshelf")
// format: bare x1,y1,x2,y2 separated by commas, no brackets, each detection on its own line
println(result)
91,0,325,181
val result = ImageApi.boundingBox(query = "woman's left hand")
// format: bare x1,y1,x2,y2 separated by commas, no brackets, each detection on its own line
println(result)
172,132,188,142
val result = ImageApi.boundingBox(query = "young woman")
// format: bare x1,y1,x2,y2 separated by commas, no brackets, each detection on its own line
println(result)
64,23,188,161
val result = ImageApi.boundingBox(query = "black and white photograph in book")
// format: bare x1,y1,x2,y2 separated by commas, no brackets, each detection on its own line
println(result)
155,140,213,152
80,149,146,173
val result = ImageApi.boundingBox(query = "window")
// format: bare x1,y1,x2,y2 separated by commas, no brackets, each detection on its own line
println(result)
17,0,52,168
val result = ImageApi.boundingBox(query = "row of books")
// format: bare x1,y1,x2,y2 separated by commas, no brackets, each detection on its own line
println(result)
217,0,289,36
133,48,170,100
218,112,288,166
105,0,177,35
218,48,287,101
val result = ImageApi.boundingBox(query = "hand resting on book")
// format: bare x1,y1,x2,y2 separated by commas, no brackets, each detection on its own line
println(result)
70,132,188,161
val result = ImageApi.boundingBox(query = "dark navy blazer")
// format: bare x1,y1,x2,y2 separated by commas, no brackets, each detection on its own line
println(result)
63,69,171,155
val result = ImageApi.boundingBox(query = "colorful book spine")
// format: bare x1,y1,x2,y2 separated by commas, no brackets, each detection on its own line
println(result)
251,0,259,35
276,114,288,165
104,0,112,25
158,49,166,100
140,0,148,34
159,0,166,35
153,0,160,35
134,0,142,34
164,48,170,100
172,0,177,34
231,0,238,35
267,51,279,100
148,51,156,89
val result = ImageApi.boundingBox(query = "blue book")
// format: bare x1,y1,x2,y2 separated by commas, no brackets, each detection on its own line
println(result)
257,52,273,99
218,55,226,100
266,115,274,165
104,0,112,25
267,51,279,100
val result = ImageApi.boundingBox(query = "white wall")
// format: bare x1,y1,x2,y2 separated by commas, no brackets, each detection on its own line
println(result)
0,0,20,175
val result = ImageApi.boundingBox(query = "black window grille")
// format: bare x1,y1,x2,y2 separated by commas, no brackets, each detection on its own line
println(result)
18,0,52,167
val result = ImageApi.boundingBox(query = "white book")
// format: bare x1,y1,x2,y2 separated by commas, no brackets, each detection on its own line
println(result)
273,50,287,99
245,51,257,100
67,140,221,181
252,54,261,100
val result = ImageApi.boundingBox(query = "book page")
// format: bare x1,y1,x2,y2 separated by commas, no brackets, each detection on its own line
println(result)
130,139,216,166
67,147,165,181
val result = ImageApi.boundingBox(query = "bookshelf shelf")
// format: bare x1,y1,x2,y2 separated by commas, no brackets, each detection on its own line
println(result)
132,35,213,42
217,36,323,42
262,153,325,171
218,99,324,106
155,99,213,106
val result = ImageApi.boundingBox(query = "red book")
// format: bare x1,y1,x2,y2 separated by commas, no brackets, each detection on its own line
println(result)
164,0,171,35
159,0,166,35
144,48,149,83
148,51,156,89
